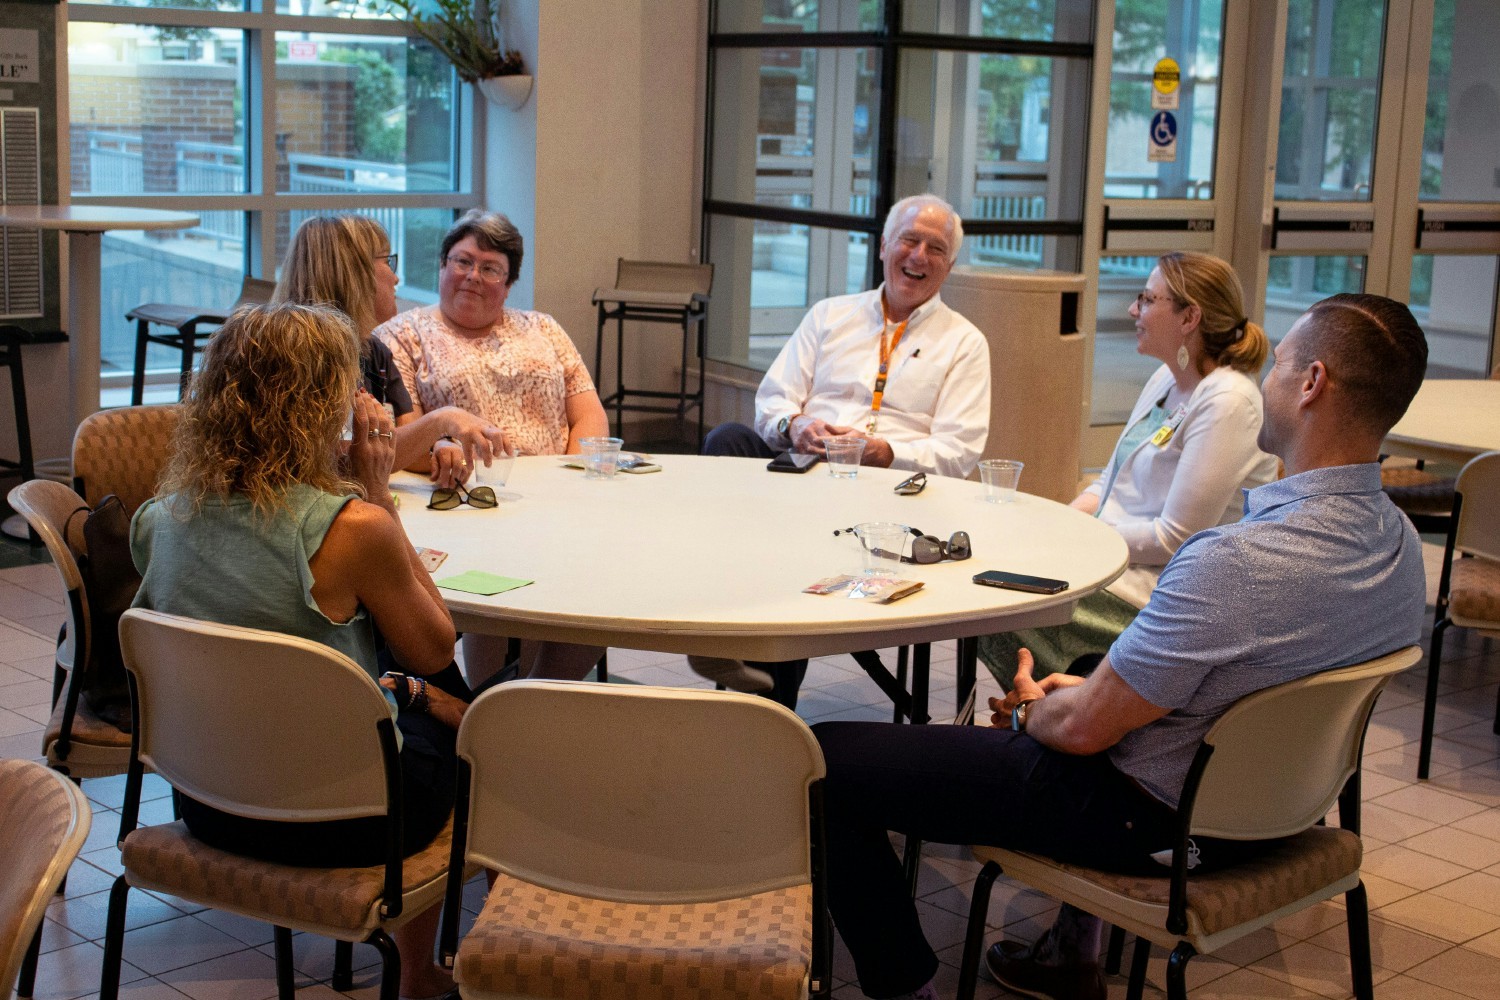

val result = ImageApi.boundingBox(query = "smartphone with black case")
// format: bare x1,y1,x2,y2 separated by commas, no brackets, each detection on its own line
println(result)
767,451,822,473
972,570,1069,595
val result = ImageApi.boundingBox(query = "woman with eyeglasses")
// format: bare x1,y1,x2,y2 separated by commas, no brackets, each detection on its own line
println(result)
374,209,610,459
374,209,608,685
131,302,462,1000
274,214,506,490
982,251,1278,690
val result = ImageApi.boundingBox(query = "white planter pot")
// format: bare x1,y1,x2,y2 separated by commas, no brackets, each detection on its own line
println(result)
478,75,533,110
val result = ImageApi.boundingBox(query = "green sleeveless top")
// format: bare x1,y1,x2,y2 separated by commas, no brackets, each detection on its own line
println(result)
130,484,380,681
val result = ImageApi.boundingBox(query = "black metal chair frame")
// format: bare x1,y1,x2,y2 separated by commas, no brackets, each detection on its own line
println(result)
126,276,275,404
592,260,712,447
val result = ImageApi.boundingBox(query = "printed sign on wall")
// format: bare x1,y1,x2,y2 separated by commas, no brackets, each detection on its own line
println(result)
0,28,39,84
1149,110,1177,163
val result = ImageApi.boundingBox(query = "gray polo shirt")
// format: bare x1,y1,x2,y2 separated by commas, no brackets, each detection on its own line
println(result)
1107,463,1425,807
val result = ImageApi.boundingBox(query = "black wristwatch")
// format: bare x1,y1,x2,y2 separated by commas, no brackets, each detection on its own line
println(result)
1011,699,1038,732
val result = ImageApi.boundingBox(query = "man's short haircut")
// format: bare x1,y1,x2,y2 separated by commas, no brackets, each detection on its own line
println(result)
1296,293,1428,435
882,194,964,263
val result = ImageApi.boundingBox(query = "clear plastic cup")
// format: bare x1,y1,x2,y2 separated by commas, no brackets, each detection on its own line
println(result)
979,459,1024,503
853,522,909,575
823,437,866,478
471,449,516,488
579,436,625,480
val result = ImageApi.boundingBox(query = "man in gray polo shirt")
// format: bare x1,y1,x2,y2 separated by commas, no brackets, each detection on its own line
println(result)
812,293,1429,1000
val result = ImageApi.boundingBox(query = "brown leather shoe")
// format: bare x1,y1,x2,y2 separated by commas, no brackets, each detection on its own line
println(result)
985,939,1105,1000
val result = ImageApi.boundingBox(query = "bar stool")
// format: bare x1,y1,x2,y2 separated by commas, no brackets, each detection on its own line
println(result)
592,259,713,446
126,275,276,404
0,324,37,485
1,325,66,541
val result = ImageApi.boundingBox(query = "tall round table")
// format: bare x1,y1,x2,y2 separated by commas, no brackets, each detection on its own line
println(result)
392,456,1128,719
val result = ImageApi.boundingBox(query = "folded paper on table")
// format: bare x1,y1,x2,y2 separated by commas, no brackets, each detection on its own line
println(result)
803,574,925,603
437,571,533,596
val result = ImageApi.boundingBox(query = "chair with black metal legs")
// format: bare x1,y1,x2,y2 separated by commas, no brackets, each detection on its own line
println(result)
101,609,457,1000
955,645,1420,1000
1,759,92,1000
591,259,713,447
1418,450,1500,779
126,275,275,404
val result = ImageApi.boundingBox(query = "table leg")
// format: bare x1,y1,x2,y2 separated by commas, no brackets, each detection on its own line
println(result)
66,231,103,428
911,643,930,724
956,635,978,725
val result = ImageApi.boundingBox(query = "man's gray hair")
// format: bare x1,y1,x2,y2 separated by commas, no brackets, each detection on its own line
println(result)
882,194,964,264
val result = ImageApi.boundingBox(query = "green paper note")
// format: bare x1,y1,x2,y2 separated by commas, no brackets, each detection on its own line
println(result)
436,571,533,596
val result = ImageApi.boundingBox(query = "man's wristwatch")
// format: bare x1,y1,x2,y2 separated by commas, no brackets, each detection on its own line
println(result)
777,414,800,441
1011,699,1039,733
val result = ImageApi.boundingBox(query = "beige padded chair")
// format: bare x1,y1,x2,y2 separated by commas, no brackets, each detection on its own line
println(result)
1420,450,1500,779
101,609,456,1000
439,680,830,999
72,404,181,515
6,479,133,780
954,645,1422,1000
1,758,92,1000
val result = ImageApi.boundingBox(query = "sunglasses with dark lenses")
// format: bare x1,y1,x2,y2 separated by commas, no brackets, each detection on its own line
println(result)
833,525,971,563
427,483,499,510
908,528,971,563
894,472,927,496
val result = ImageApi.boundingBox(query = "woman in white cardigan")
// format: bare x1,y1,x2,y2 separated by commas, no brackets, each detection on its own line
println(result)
982,251,1279,688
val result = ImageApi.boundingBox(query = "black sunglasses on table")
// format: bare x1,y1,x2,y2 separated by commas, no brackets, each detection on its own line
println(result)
834,525,972,564
428,483,498,510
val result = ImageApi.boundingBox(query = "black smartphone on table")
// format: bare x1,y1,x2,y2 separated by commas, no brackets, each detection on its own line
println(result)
767,451,822,473
972,570,1069,595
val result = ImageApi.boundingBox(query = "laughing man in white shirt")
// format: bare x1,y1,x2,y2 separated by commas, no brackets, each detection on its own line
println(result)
693,193,991,705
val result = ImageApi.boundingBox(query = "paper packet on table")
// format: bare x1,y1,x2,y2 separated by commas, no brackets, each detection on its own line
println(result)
803,574,924,603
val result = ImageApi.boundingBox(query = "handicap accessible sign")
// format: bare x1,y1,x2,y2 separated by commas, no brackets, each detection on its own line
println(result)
1148,111,1177,163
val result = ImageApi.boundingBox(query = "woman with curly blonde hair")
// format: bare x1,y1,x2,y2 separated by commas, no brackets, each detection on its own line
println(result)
274,214,509,489
132,302,461,1000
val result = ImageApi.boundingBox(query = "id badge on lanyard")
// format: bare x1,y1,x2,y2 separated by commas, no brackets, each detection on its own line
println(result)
1150,404,1188,447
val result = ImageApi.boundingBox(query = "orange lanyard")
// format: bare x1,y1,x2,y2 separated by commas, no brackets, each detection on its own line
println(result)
868,303,909,434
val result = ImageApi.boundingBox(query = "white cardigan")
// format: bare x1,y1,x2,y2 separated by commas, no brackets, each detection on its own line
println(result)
1083,364,1278,608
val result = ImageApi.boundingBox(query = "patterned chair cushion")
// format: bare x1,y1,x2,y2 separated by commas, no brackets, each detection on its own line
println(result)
1450,556,1500,625
121,814,453,933
457,874,812,1000
45,689,131,775
1025,826,1361,937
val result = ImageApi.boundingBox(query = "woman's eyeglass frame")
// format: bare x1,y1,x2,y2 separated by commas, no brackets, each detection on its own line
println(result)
428,483,499,510
378,253,399,272
1135,291,1184,311
444,254,510,285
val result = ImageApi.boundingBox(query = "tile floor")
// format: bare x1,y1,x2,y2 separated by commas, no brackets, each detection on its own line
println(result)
3,547,1500,1000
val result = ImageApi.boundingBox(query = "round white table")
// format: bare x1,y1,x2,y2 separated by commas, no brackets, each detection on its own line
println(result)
392,456,1128,719
1384,379,1500,464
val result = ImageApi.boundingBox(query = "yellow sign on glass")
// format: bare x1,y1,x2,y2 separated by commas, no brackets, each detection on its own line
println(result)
1152,57,1180,110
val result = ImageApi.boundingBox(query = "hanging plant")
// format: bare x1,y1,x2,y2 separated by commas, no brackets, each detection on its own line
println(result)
369,0,525,84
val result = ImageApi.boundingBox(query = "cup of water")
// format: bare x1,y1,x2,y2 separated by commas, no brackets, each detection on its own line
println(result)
471,449,516,488
853,522,909,575
979,459,1024,503
823,437,866,478
579,437,625,480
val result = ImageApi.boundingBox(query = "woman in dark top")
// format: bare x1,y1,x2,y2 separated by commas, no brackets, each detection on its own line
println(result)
274,215,510,488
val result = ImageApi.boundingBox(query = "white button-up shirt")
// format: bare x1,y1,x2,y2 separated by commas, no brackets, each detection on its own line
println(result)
753,287,991,479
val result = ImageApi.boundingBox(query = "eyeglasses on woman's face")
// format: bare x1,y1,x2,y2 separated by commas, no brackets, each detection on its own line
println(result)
1135,291,1182,311
377,253,399,272
444,254,509,284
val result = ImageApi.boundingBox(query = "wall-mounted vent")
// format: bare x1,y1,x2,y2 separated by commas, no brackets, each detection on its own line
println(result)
1,107,44,320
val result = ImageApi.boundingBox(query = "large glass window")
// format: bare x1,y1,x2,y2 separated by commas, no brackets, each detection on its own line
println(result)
704,0,1095,368
67,1,477,383
1275,0,1387,201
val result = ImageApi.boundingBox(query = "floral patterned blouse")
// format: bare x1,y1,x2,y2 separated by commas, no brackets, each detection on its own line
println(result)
374,306,596,456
